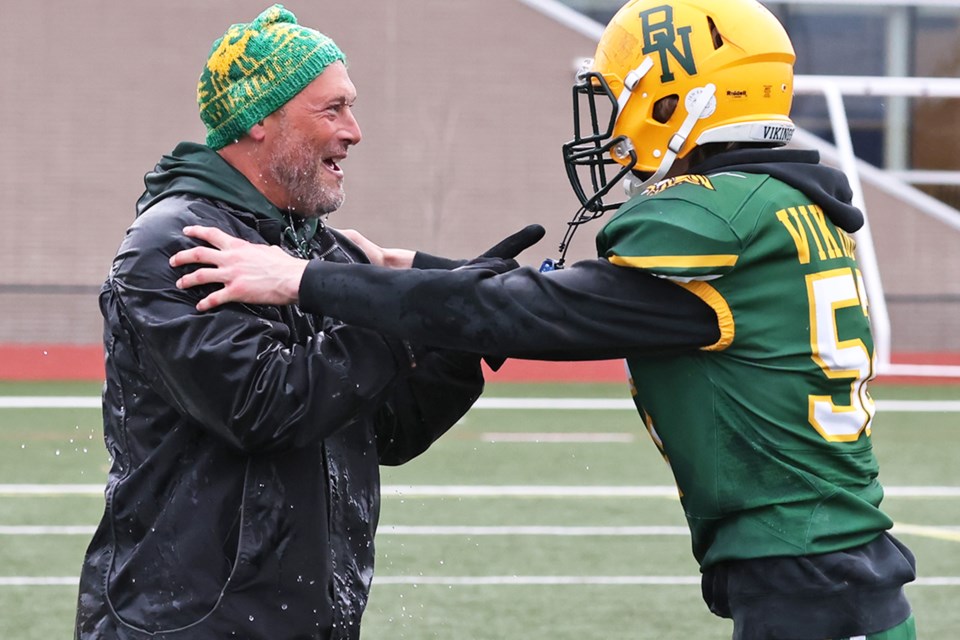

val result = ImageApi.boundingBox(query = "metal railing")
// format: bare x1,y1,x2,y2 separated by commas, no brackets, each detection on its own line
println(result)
792,76,960,377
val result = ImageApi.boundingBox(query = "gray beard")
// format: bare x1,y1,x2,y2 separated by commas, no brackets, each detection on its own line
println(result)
267,138,344,219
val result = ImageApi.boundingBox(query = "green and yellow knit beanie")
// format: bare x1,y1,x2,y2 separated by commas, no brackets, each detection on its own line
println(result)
197,4,345,150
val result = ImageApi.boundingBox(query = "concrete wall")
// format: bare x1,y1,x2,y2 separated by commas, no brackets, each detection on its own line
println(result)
0,0,597,345
1,0,956,352
861,183,960,353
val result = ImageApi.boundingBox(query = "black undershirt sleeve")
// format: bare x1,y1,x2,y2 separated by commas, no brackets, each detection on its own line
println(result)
410,251,465,270
299,258,720,361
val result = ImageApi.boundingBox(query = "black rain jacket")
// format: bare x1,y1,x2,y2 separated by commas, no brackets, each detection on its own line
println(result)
75,142,484,640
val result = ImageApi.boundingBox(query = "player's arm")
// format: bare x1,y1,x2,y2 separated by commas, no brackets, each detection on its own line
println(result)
294,257,719,359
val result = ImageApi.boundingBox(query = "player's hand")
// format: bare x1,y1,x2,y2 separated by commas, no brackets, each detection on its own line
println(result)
455,256,520,275
169,226,308,311
479,224,546,260
469,224,544,371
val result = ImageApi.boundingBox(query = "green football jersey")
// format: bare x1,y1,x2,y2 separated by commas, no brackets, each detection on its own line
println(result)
596,172,892,569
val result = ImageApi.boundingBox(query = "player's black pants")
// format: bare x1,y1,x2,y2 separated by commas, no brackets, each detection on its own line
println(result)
702,532,916,640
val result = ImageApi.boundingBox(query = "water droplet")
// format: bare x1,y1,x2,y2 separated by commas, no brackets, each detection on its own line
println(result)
281,603,288,611
55,450,61,456
249,615,255,622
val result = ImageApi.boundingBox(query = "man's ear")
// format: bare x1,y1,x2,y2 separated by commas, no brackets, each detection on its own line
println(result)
247,120,267,142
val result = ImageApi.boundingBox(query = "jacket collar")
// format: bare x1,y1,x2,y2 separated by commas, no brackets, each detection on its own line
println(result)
136,141,319,244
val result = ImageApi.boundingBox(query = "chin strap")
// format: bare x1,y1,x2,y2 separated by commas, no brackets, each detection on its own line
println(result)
624,83,718,197
615,57,655,122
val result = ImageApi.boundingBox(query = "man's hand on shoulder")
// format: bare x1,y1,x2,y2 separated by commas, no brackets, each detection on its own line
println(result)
338,228,415,268
169,226,307,311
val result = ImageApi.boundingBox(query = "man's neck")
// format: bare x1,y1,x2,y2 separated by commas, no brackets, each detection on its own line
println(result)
218,143,289,211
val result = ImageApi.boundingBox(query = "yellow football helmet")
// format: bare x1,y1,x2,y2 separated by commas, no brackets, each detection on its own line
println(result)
562,0,796,214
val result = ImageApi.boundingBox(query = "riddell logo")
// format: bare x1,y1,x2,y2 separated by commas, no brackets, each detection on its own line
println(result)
726,90,748,98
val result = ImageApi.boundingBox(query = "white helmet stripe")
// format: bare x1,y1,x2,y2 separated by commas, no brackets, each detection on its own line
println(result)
696,121,796,145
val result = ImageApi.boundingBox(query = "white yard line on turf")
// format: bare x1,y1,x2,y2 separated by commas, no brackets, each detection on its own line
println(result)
472,398,960,412
373,576,960,587
2,397,960,412
2,576,959,587
0,526,96,535
2,484,960,497
0,525,690,536
0,577,79,586
4,524,960,538
0,396,101,408
480,432,635,442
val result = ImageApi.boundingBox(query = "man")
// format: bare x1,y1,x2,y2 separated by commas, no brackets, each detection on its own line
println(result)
169,1,917,638
74,6,539,639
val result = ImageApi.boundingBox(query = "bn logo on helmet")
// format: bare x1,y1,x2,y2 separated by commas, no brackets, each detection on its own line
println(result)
639,5,698,83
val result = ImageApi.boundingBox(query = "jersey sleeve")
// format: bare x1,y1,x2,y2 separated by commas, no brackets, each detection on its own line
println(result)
597,197,743,282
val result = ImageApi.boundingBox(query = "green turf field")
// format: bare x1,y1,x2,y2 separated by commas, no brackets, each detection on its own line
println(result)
1,380,957,639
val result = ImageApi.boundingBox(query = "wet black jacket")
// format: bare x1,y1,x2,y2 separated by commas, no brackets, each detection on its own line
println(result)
75,142,484,640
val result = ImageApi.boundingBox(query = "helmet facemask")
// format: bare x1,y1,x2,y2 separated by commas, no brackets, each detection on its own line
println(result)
562,68,638,218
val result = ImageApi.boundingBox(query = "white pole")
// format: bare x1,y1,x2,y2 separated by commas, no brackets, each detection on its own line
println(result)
883,8,911,171
821,85,894,372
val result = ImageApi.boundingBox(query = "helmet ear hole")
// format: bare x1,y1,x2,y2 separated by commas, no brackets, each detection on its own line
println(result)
653,94,679,124
707,17,724,49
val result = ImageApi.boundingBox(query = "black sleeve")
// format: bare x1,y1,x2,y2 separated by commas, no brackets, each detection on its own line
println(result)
411,251,466,270
299,258,720,360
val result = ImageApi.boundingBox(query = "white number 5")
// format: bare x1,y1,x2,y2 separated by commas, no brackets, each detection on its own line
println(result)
806,268,876,442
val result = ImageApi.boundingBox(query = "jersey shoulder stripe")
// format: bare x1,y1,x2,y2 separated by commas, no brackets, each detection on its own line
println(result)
597,172,764,280
675,281,734,351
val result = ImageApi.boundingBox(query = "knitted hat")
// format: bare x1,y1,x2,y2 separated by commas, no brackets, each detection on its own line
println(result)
198,4,345,150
